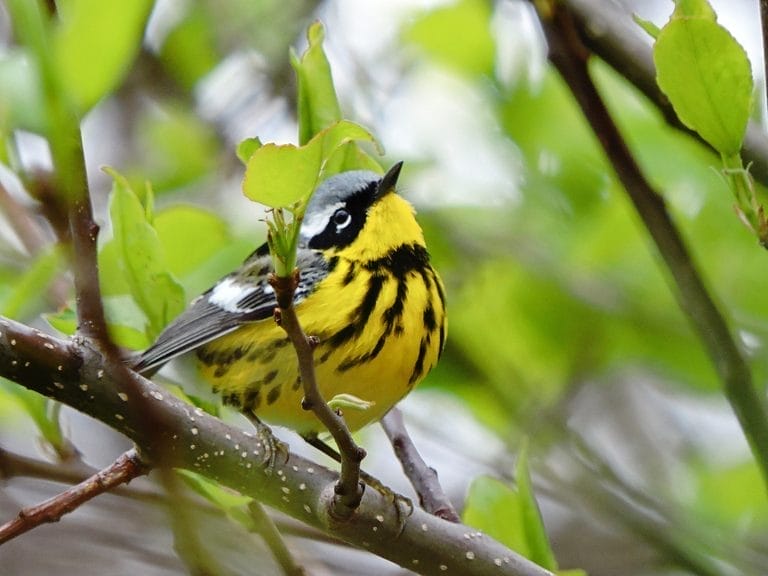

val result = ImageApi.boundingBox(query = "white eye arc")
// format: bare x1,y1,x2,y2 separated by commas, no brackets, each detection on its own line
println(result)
333,208,352,231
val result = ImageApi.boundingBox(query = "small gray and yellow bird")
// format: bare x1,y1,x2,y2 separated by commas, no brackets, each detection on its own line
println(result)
134,162,446,434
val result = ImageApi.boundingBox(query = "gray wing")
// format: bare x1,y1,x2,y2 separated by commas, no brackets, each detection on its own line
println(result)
133,246,327,376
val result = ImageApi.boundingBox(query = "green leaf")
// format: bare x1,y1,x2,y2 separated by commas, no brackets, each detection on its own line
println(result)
671,0,716,19
178,469,259,532
404,0,494,76
464,476,529,557
515,445,557,570
46,296,151,349
178,469,252,510
236,137,263,165
463,445,561,571
54,0,153,112
0,245,63,319
632,14,661,39
164,384,222,418
327,393,375,412
101,168,185,339
3,385,67,455
290,20,342,145
153,205,230,279
0,49,47,133
45,306,77,335
653,2,752,154
693,459,768,527
242,120,378,208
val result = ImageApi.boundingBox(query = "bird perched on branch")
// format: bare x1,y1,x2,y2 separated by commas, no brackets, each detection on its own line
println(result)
134,162,446,434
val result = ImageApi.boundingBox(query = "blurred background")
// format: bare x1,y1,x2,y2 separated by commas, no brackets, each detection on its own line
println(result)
1,0,767,574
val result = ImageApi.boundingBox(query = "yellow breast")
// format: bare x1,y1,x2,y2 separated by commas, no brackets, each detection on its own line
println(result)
198,195,446,434
198,251,445,434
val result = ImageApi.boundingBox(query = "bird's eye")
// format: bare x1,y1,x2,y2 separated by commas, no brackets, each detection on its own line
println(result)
333,209,352,230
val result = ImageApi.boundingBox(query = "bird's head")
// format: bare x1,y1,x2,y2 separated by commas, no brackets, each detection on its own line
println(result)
300,162,426,260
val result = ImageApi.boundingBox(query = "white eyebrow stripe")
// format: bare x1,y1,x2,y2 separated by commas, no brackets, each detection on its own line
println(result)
301,201,345,239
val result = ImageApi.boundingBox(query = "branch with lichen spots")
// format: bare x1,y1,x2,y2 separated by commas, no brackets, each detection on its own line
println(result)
0,315,553,576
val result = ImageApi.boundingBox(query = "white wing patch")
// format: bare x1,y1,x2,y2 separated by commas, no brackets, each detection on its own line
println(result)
208,277,258,313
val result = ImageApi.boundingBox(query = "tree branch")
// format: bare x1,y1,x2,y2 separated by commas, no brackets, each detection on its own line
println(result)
381,409,460,523
562,0,768,187
527,1,768,490
270,271,365,518
0,448,149,545
0,315,553,576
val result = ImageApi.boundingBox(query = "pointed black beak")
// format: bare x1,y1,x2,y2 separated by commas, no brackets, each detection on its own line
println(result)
375,161,403,200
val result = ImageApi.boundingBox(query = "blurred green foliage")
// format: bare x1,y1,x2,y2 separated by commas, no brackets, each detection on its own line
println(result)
1,0,768,574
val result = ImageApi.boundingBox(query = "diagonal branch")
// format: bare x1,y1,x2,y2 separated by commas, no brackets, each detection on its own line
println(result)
0,448,149,545
0,315,553,576
527,1,768,490
381,409,460,522
561,0,768,187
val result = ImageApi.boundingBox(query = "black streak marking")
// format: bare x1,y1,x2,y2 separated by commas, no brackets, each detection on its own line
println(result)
327,323,357,349
223,393,240,406
363,244,430,277
338,332,388,372
383,277,407,330
198,349,216,366
244,388,262,411
342,261,356,286
327,255,340,273
409,338,428,386
422,303,436,332
266,385,281,405
354,274,386,332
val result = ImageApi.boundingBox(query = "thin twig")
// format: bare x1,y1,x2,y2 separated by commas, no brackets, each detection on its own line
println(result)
528,0,768,490
62,134,111,344
247,501,307,576
381,409,460,523
0,448,149,545
270,271,365,519
0,445,346,548
0,446,94,485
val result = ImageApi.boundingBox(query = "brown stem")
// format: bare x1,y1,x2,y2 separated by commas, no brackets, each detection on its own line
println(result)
62,132,110,343
381,409,460,523
270,271,365,518
528,0,768,490
48,107,171,474
0,449,149,545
